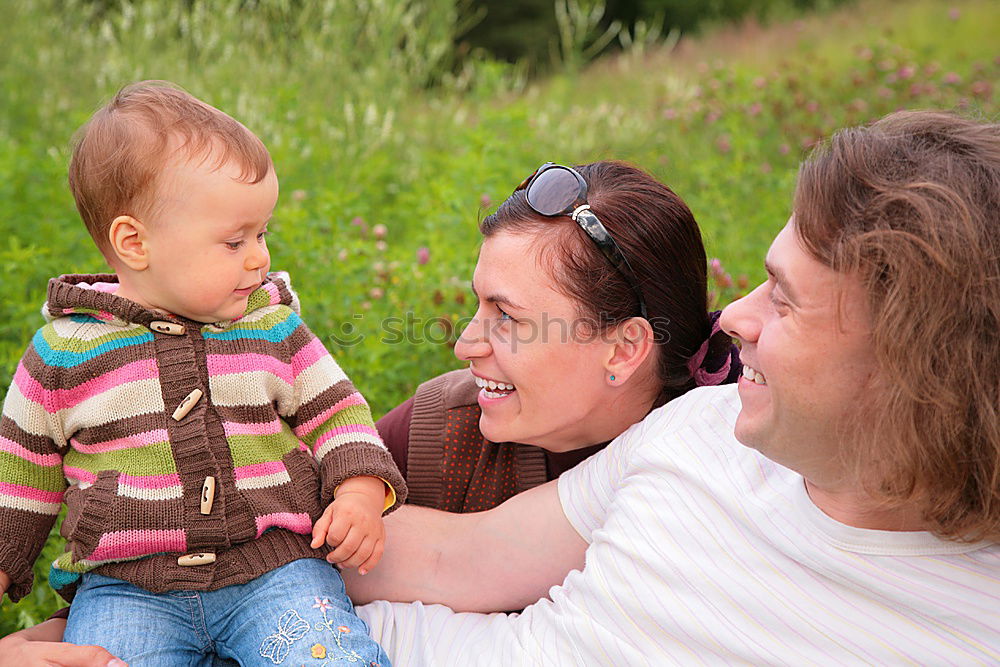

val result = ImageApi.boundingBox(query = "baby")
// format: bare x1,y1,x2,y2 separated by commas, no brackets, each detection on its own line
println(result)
0,81,405,665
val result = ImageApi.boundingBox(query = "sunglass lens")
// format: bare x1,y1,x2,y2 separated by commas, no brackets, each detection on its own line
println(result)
527,167,580,215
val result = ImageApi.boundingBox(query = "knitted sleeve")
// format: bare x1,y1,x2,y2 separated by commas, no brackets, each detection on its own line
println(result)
281,312,407,513
0,333,68,602
374,396,415,478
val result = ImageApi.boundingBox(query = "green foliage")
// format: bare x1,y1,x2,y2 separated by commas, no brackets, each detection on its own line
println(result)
553,0,623,72
1,0,996,631
461,0,856,69
629,0,845,30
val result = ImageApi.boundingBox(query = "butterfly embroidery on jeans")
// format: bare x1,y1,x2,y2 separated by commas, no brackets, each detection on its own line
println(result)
259,609,311,664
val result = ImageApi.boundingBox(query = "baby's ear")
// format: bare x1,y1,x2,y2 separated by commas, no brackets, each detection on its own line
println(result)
108,215,149,270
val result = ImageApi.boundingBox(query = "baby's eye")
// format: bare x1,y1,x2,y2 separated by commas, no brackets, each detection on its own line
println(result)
225,240,244,250
257,229,269,242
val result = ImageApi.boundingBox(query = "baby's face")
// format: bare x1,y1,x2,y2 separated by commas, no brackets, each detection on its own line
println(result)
132,156,278,322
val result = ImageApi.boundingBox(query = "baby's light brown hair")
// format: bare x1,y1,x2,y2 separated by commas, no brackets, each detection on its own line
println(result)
68,80,272,260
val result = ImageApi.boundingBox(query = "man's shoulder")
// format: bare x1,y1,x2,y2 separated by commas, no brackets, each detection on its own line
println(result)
601,385,742,474
641,384,740,436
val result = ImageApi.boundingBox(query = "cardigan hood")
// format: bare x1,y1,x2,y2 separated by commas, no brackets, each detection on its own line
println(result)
42,271,300,330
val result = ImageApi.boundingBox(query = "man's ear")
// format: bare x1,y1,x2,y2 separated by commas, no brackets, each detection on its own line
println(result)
604,317,656,385
108,215,149,271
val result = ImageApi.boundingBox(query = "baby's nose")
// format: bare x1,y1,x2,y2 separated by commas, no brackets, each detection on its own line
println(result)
245,248,267,271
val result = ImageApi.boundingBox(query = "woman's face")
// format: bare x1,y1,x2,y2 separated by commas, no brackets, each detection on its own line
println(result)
454,230,621,452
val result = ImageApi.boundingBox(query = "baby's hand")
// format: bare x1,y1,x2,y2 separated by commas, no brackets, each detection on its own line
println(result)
311,476,387,575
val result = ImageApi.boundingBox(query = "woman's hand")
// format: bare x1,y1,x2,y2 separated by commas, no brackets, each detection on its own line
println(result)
311,475,387,575
0,619,126,667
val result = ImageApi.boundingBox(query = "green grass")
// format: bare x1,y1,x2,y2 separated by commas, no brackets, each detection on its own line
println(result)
0,0,997,632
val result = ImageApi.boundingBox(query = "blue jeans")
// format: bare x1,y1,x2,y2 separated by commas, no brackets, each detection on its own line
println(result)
64,558,389,667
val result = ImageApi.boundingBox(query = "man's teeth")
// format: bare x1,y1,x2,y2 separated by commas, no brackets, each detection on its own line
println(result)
474,376,516,395
741,364,767,385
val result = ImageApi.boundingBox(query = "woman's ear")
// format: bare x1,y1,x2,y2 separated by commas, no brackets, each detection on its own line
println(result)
108,215,149,271
604,317,656,385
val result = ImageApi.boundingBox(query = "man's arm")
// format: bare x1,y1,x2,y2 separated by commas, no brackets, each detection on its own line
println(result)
343,479,587,612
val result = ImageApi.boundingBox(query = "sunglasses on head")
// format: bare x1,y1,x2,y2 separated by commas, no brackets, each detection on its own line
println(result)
515,162,648,319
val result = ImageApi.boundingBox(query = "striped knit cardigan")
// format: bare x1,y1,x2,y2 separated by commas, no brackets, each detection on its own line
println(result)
0,272,405,602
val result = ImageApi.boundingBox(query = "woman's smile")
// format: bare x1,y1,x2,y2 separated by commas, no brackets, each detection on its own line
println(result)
472,373,517,400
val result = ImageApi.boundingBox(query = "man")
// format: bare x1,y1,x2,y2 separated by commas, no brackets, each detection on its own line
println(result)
3,110,999,666
348,110,1000,664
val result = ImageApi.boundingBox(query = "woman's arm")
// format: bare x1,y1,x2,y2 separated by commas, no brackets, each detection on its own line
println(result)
343,479,587,612
0,618,124,666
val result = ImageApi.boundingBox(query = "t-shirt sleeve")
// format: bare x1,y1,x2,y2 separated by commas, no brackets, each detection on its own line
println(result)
359,600,521,665
556,417,646,543
555,391,698,543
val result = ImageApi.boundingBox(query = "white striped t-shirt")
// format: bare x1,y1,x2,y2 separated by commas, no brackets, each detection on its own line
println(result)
359,384,1000,665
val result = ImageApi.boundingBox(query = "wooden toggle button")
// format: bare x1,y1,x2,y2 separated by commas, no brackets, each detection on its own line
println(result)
150,320,185,335
200,476,216,515
171,388,203,421
177,552,216,566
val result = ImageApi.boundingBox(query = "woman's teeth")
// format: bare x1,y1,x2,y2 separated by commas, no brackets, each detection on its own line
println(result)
474,376,516,398
742,364,767,385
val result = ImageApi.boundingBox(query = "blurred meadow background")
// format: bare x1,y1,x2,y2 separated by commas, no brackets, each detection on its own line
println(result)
1,0,997,629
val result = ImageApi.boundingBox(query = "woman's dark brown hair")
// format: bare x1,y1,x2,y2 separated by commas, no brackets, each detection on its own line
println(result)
795,110,1000,541
481,161,736,409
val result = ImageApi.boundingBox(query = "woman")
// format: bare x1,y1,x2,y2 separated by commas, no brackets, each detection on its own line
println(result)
376,160,737,515
0,160,737,662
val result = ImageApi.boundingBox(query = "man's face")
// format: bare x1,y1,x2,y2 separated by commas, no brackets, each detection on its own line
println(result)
719,221,877,488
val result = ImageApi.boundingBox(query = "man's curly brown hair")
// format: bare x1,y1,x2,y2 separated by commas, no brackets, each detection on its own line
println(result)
794,110,1000,542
